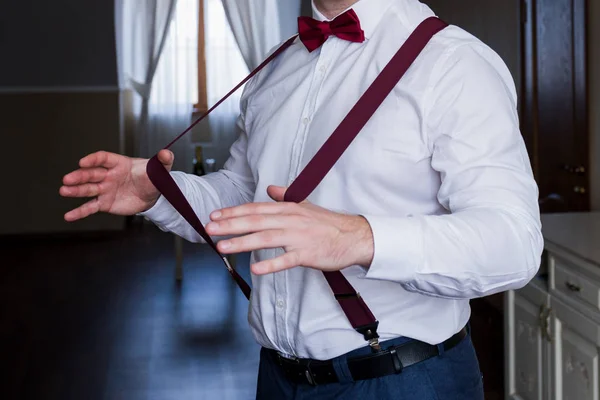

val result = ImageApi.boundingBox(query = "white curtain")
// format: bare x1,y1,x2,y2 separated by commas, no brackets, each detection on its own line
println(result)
117,0,197,173
220,0,283,70
199,0,250,169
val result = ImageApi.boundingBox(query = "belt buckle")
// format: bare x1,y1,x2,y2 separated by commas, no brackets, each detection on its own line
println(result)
276,353,317,386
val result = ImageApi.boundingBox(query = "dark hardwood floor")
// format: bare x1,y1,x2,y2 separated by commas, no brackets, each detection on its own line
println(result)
0,224,504,399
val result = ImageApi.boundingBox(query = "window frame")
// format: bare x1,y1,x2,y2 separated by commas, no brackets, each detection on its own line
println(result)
194,0,208,113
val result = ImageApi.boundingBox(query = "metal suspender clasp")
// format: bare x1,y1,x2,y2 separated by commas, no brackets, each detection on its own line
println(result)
355,321,381,352
222,256,234,273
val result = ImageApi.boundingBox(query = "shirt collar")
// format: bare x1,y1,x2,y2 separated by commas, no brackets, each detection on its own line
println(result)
311,0,394,39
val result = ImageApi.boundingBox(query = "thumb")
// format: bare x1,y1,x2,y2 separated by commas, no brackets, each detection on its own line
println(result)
267,185,288,202
157,149,175,171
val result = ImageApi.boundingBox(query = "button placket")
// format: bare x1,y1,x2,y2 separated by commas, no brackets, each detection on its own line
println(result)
287,47,328,183
291,41,334,179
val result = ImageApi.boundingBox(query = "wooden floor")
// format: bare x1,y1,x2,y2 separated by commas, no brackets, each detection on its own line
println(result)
0,224,504,400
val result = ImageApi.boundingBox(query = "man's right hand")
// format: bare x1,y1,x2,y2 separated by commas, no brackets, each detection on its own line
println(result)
59,150,174,222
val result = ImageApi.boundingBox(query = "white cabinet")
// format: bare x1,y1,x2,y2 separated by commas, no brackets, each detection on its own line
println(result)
505,212,600,400
505,280,551,400
550,295,599,400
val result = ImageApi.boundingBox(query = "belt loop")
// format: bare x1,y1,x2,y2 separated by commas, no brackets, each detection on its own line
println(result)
332,354,355,383
389,348,404,374
437,343,445,357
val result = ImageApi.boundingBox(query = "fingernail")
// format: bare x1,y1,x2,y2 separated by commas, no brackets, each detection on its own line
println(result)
207,222,219,232
220,241,231,250
212,211,222,219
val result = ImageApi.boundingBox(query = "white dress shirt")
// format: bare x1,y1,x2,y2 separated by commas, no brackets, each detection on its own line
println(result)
142,0,543,360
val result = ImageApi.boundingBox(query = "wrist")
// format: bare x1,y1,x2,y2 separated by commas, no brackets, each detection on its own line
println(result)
348,215,374,268
141,194,161,213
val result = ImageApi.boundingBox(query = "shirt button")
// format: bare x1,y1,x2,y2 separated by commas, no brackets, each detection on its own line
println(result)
302,117,310,124
277,299,285,308
319,65,326,73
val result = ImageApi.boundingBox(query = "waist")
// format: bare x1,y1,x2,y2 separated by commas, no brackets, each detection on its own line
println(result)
248,284,471,359
265,325,470,386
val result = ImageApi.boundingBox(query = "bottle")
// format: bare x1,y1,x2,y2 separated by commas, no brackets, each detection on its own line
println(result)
205,158,216,173
192,146,206,176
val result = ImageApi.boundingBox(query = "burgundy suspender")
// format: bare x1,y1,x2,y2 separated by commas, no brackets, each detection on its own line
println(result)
147,17,448,349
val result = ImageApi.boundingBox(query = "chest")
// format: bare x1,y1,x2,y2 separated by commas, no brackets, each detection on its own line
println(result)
244,37,433,178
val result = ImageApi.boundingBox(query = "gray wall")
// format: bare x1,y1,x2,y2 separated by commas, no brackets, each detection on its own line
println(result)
423,0,522,105
278,1,303,38
0,0,118,88
0,0,124,235
277,0,312,38
301,0,313,16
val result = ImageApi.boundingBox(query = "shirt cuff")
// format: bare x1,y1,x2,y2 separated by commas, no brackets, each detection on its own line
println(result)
362,214,424,283
137,174,181,229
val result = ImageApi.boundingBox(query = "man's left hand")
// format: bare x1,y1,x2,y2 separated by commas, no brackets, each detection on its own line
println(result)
206,186,374,275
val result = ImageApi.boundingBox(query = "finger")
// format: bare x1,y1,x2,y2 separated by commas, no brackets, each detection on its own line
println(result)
251,251,301,275
79,151,120,169
206,215,299,236
210,202,299,221
267,185,288,202
59,183,103,198
62,168,107,186
157,149,174,170
217,230,287,254
64,198,101,222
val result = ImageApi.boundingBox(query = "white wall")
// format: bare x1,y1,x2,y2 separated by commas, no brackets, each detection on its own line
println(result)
591,0,600,211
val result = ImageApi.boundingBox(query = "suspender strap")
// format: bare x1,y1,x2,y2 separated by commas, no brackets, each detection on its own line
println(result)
146,17,448,346
284,17,448,347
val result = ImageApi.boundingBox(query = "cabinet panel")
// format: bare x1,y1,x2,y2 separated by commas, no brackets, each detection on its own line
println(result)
561,329,598,400
551,296,600,400
510,292,547,400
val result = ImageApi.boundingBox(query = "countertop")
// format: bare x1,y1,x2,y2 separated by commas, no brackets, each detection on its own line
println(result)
541,212,600,267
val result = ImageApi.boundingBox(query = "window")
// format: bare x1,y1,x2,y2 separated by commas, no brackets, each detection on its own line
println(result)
199,0,249,113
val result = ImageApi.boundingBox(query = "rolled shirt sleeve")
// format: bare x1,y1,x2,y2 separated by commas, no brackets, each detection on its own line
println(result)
364,43,543,299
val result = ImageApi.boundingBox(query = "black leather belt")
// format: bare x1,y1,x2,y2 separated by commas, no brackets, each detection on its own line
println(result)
270,326,468,386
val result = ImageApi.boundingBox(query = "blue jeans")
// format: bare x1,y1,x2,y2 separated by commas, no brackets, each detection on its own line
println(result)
255,331,484,399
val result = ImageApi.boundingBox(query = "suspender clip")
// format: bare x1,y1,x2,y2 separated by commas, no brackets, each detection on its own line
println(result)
355,321,381,352
222,256,234,273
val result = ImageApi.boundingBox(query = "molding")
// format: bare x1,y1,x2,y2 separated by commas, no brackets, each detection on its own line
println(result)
0,86,122,94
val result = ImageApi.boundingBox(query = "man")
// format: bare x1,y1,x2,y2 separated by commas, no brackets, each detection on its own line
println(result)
60,0,543,398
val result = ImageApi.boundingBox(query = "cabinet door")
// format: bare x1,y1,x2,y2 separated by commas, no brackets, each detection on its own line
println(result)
550,296,600,400
505,283,550,400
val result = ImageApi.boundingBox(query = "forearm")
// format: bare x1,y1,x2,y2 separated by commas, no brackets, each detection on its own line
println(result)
363,205,543,299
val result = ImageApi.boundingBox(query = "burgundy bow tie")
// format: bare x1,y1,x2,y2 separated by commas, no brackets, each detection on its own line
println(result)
298,9,365,52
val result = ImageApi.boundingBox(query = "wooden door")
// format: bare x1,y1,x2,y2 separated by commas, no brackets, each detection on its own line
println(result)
425,0,590,213
522,0,590,212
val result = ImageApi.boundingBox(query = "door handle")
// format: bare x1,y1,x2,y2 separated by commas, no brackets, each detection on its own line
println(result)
565,281,582,292
561,164,586,176
538,304,552,342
